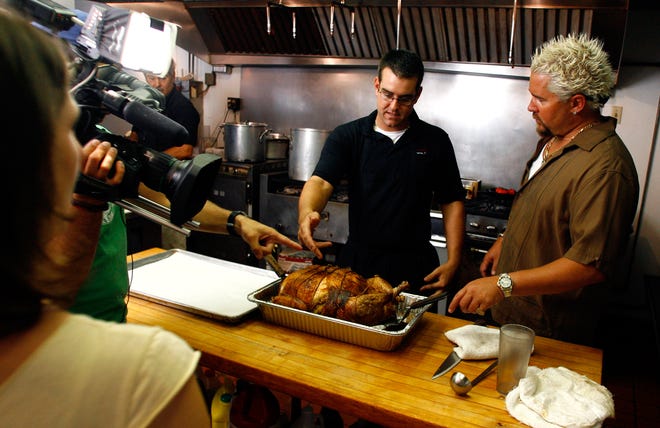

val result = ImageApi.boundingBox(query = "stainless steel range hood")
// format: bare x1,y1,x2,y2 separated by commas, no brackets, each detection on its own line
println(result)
106,1,628,69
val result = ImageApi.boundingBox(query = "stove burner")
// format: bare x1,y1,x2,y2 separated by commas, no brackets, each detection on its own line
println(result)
464,188,515,219
270,173,349,203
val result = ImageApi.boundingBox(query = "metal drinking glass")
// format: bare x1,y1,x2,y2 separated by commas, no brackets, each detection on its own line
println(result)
496,323,535,395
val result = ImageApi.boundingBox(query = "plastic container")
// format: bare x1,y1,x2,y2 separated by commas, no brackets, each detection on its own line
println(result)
212,392,233,428
212,377,235,428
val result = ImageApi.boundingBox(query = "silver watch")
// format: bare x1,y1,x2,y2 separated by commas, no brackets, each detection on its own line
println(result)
497,273,513,298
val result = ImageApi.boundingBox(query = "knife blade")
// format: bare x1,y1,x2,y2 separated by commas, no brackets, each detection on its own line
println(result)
432,351,461,379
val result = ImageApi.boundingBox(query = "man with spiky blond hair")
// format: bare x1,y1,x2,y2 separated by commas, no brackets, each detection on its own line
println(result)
449,34,639,346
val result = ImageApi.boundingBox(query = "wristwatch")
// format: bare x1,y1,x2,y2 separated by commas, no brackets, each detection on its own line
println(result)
497,273,513,298
226,210,247,236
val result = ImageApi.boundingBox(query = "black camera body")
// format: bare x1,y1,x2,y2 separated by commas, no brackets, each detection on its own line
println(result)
75,133,221,226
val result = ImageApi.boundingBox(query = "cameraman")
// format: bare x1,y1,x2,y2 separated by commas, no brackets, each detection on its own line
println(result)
127,60,199,160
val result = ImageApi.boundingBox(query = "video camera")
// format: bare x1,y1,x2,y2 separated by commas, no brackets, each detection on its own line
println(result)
12,0,221,227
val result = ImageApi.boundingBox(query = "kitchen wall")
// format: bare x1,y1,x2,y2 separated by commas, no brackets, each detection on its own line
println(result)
237,65,536,190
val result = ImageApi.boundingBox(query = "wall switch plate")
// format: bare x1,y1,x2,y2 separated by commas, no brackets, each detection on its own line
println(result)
189,81,203,98
611,105,623,124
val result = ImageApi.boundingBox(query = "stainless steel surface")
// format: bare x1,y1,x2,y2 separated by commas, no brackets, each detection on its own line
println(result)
450,359,498,395
241,66,535,189
209,160,288,218
117,197,201,236
288,128,332,182
433,351,462,379
264,132,290,159
248,282,431,351
259,172,349,242
111,1,626,71
508,0,518,65
223,122,269,163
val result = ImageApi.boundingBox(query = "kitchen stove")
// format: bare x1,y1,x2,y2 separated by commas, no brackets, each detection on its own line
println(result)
259,171,349,245
265,172,349,203
188,159,288,267
209,159,289,218
463,189,514,243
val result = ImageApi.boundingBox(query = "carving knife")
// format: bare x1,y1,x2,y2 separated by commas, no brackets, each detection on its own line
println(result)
432,350,461,379
265,254,287,278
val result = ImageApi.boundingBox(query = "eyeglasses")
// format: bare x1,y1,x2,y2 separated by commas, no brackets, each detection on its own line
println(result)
378,87,417,107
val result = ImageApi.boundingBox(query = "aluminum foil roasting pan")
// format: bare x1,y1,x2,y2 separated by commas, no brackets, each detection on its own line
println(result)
247,280,431,351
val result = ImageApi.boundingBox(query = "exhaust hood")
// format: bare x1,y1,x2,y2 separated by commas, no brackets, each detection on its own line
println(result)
105,1,628,70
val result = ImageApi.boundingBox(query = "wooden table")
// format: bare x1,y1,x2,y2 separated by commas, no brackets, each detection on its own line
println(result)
127,249,603,428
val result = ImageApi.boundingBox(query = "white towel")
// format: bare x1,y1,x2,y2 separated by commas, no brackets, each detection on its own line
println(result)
444,324,500,360
506,366,615,428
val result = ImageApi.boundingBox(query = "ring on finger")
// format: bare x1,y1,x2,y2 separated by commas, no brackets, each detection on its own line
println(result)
475,308,485,316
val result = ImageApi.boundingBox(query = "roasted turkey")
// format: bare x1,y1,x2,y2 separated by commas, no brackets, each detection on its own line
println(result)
272,265,409,326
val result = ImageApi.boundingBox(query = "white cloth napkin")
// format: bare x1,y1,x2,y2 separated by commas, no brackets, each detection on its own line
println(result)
444,324,500,359
506,366,615,428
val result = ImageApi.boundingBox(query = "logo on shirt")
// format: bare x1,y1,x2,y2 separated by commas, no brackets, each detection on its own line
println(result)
102,205,114,225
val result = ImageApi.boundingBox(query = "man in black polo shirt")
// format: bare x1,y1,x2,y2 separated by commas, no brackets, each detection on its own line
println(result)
298,49,465,295
129,60,199,160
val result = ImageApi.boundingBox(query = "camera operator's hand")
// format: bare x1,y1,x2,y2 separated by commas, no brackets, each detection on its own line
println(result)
80,139,125,186
72,139,125,210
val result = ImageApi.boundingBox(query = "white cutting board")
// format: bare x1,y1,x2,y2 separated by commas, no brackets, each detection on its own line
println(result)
128,249,279,322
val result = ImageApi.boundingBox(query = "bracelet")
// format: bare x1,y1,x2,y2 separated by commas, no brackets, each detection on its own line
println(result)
226,210,247,236
72,198,108,212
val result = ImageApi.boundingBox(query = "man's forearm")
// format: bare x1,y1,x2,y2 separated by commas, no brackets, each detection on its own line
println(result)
298,176,333,224
440,200,465,266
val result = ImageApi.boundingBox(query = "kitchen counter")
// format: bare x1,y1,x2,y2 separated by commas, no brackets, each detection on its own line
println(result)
127,248,603,428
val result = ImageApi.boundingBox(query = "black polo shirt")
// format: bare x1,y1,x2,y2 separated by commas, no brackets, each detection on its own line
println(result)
313,110,464,290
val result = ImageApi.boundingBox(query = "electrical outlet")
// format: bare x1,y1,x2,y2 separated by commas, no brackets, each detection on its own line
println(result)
227,97,241,112
611,105,623,124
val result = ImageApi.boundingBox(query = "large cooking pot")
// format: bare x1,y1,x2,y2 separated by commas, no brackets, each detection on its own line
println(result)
223,122,269,162
288,128,332,181
264,132,290,160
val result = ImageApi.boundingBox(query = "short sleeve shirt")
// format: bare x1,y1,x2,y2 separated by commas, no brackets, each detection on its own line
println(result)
492,118,639,344
313,110,465,249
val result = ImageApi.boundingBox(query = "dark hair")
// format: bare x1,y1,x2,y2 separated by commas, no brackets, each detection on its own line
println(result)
378,49,425,89
0,5,70,336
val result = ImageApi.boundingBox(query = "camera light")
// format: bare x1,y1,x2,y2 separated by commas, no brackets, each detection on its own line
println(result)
77,5,177,76
118,11,178,76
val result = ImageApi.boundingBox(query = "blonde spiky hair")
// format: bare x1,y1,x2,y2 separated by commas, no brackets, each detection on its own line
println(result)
530,33,615,110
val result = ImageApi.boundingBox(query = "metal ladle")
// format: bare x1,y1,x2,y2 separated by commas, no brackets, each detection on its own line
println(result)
450,360,498,395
